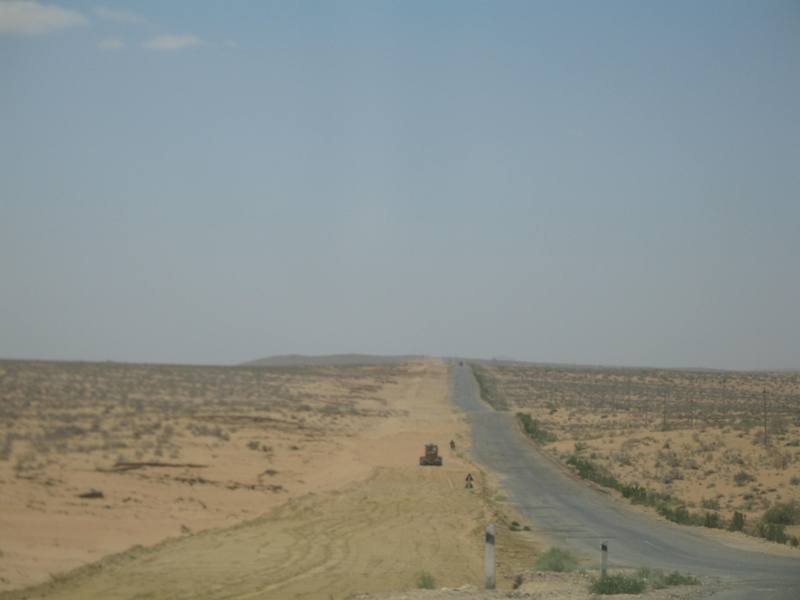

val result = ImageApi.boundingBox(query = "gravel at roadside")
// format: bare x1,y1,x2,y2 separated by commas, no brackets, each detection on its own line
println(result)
348,570,721,600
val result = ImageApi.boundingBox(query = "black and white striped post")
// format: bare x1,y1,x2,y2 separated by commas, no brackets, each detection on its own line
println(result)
601,541,608,577
485,524,496,589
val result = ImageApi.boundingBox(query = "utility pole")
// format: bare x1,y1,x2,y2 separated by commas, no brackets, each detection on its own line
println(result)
763,388,768,446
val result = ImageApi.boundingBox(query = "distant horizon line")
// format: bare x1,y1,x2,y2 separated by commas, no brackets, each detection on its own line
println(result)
0,353,797,374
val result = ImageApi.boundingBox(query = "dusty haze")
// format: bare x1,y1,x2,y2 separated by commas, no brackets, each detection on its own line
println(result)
2,2,799,370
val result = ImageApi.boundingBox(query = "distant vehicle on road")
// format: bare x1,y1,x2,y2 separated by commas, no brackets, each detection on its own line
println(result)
419,443,443,466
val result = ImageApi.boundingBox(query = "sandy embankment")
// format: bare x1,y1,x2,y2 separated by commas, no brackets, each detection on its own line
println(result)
1,360,540,599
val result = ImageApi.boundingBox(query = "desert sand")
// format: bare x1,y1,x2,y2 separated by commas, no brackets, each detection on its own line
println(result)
0,359,540,599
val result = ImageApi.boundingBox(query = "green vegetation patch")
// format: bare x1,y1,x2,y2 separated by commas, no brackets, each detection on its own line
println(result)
763,501,800,526
469,364,508,410
592,568,700,594
729,511,746,531
591,573,646,594
751,502,800,546
415,571,436,589
638,567,700,589
567,454,728,530
517,413,557,443
534,547,579,572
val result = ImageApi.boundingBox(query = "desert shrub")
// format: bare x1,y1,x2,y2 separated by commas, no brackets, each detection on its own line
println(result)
415,571,435,589
619,482,649,504
188,423,230,441
470,365,507,410
567,455,619,489
703,512,722,528
662,571,700,586
638,568,700,589
517,413,556,443
734,471,755,486
701,498,720,510
657,503,688,525
0,435,13,460
534,547,578,572
612,451,633,466
653,501,715,527
729,511,746,532
635,567,656,586
566,455,674,510
591,574,646,594
771,451,791,470
674,505,692,525
757,522,788,544
13,451,40,476
656,449,680,468
763,501,800,526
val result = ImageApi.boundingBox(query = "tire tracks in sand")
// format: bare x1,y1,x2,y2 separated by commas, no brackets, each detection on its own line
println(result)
3,466,538,600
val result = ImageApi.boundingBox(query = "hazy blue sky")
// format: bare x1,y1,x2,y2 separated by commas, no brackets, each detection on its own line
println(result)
1,1,798,369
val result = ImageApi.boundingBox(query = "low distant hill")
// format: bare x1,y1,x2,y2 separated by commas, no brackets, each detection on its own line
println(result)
242,354,427,367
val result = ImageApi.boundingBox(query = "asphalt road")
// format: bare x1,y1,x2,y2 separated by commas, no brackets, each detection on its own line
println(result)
451,364,800,599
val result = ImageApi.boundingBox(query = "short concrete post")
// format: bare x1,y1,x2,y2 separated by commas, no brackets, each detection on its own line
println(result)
485,524,496,590
601,541,608,577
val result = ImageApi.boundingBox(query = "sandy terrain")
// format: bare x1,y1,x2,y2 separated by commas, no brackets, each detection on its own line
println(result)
471,363,800,546
1,466,542,600
0,359,541,599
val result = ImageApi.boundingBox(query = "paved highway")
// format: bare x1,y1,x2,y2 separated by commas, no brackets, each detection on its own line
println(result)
452,364,800,599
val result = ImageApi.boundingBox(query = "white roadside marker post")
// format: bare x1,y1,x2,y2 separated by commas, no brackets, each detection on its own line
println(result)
485,524,496,590
601,541,608,577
